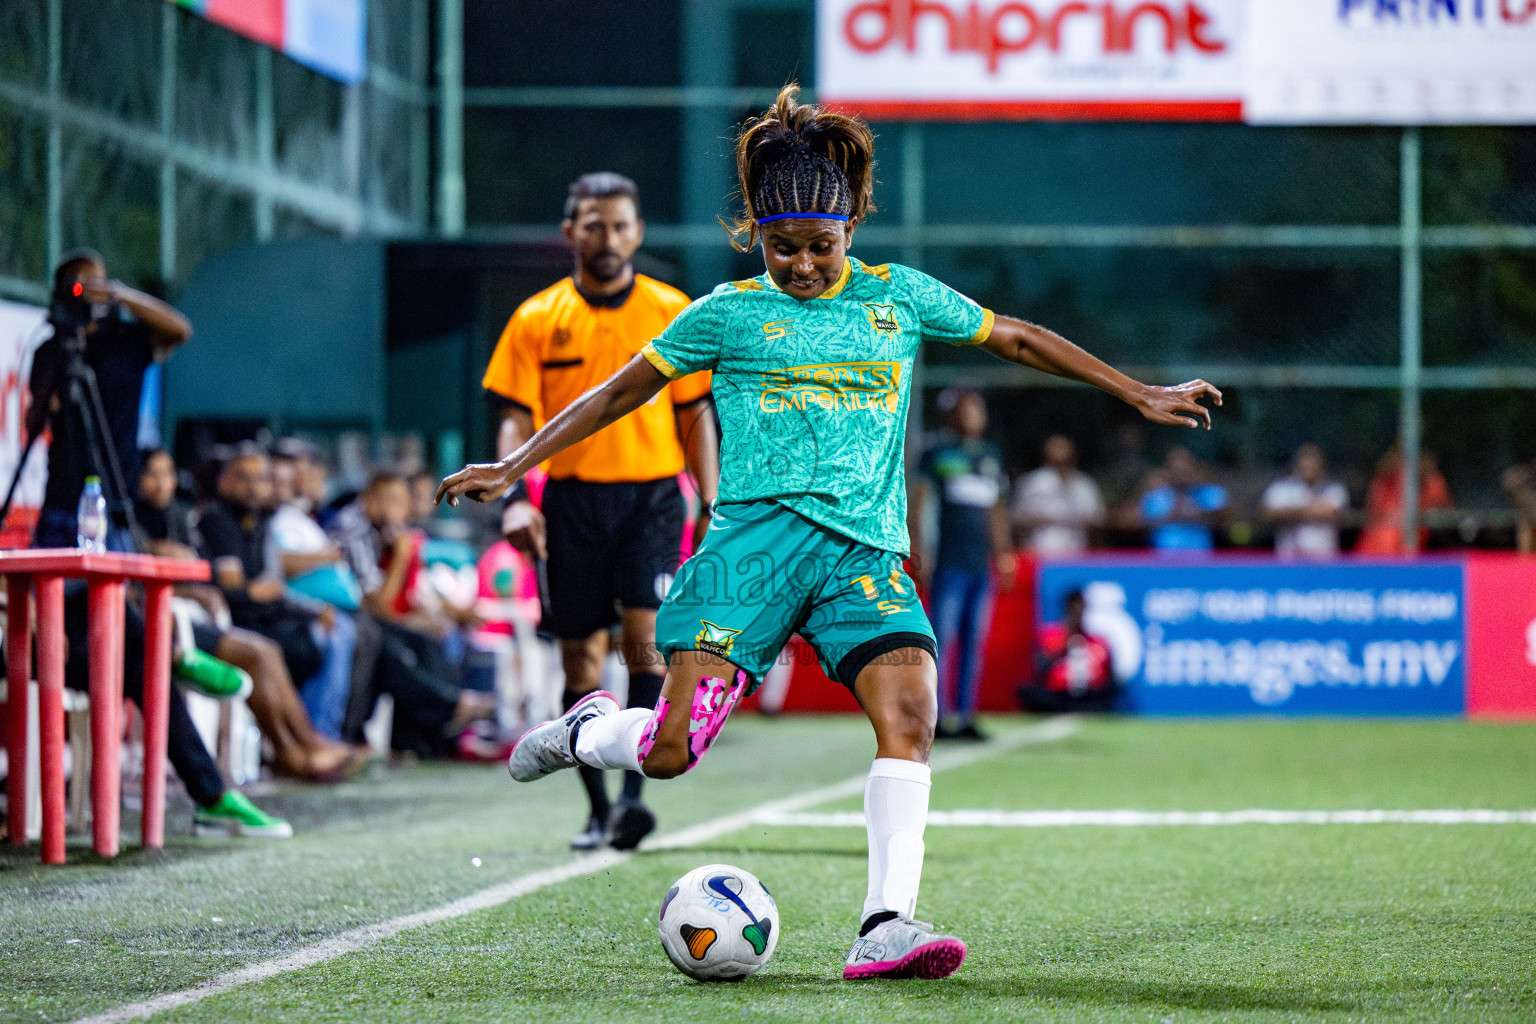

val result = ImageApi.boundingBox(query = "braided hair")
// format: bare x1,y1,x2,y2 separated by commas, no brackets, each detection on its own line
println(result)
727,84,876,252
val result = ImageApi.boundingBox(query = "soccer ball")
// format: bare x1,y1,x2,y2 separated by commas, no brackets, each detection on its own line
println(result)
658,863,779,981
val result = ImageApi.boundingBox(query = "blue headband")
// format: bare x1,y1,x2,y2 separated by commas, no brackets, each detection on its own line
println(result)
755,212,850,225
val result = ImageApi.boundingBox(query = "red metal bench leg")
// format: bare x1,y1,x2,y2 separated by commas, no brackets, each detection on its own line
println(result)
35,575,66,865
140,581,172,849
88,578,125,859
6,575,32,847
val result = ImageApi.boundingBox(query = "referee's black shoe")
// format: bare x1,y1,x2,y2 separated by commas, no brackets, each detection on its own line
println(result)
606,800,657,851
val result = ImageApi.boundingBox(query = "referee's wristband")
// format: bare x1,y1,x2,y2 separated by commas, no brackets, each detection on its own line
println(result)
504,479,530,508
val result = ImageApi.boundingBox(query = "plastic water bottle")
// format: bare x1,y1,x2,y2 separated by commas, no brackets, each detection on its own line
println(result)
76,476,108,553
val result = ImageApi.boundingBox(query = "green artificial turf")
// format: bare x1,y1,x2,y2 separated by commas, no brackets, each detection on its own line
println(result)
3,718,1533,1023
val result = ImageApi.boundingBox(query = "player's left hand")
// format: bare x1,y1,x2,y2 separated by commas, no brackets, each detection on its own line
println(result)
435,462,513,506
691,507,712,550
1137,380,1222,430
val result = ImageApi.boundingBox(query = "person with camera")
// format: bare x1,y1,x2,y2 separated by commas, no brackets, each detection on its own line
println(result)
20,251,292,838
26,250,189,549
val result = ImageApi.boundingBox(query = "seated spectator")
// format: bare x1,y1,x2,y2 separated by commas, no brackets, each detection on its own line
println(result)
1262,443,1348,559
1140,447,1227,553
328,471,494,756
1501,458,1536,553
268,444,361,612
134,448,198,558
1018,589,1117,713
1011,435,1105,556
1354,445,1453,555
198,445,358,746
137,448,362,782
332,471,476,640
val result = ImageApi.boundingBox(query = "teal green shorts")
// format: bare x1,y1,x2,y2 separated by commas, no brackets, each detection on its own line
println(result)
655,500,936,689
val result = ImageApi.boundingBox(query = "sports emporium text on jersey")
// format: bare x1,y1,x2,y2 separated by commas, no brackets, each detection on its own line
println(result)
758,362,902,414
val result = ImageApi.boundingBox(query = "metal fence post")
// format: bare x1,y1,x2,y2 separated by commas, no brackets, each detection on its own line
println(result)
45,0,61,273
159,3,177,285
255,46,275,242
436,0,465,237
1399,127,1423,552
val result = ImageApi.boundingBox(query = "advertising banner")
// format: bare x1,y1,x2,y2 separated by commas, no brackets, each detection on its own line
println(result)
1464,555,1536,718
817,0,1245,120
1038,560,1466,715
1243,0,1536,125
0,300,49,548
167,0,365,84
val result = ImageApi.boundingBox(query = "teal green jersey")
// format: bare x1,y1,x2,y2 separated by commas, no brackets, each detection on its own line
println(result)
642,257,994,555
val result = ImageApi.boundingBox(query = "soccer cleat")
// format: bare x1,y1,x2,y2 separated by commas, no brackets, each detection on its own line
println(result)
569,815,606,851
193,791,293,839
843,916,967,980
507,690,618,783
605,799,656,851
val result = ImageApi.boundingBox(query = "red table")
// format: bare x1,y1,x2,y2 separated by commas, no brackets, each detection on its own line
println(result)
1,550,209,864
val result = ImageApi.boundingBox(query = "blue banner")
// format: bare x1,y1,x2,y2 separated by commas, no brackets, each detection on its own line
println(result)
1038,560,1465,716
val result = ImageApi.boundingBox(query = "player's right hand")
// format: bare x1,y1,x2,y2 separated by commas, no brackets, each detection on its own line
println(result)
502,500,547,561
435,462,513,507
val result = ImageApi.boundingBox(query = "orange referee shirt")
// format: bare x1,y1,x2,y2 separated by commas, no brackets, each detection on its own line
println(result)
482,274,710,483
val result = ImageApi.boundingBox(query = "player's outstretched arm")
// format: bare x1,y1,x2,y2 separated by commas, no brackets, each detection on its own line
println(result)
982,315,1222,429
436,355,669,506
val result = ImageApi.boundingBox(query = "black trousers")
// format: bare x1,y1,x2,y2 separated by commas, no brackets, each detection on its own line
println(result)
64,585,226,809
342,613,459,757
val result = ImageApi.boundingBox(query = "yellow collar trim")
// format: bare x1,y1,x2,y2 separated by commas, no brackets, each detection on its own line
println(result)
818,259,853,300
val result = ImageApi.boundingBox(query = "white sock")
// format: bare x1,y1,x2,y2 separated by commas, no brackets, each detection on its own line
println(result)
574,707,650,772
862,757,931,923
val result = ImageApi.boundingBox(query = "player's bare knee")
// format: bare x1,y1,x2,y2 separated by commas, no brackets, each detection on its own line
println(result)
871,685,936,760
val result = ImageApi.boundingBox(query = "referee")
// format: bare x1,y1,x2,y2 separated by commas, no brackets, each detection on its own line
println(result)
483,172,718,851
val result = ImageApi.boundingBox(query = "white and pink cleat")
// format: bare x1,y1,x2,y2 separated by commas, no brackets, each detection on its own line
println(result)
843,916,967,980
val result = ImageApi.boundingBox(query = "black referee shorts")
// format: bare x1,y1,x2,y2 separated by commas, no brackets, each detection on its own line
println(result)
542,476,685,640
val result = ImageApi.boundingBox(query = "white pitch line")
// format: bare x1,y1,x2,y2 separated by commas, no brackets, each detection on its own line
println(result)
757,808,1536,828
71,717,1075,1024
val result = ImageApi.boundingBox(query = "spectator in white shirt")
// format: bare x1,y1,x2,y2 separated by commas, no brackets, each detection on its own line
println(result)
1262,443,1349,559
1011,435,1106,556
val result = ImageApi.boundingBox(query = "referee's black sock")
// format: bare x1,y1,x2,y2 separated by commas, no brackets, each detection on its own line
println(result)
621,672,665,802
562,687,610,823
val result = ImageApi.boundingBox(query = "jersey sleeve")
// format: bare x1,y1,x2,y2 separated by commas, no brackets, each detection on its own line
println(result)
641,292,724,381
891,264,994,346
482,306,543,419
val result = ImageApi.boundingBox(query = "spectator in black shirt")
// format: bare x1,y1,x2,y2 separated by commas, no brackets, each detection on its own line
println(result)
199,446,360,752
134,448,198,556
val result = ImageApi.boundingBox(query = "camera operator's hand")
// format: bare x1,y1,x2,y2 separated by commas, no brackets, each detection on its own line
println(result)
76,277,119,306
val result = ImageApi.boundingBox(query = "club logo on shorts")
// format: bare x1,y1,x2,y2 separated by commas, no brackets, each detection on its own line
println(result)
695,620,743,657
862,303,900,336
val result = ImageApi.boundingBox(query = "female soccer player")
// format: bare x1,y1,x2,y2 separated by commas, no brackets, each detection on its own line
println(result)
438,84,1220,980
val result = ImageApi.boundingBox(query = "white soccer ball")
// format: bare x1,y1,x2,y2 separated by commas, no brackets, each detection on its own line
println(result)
658,863,779,981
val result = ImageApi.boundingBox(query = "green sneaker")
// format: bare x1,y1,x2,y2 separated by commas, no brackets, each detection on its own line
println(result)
194,791,293,839
174,648,253,700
